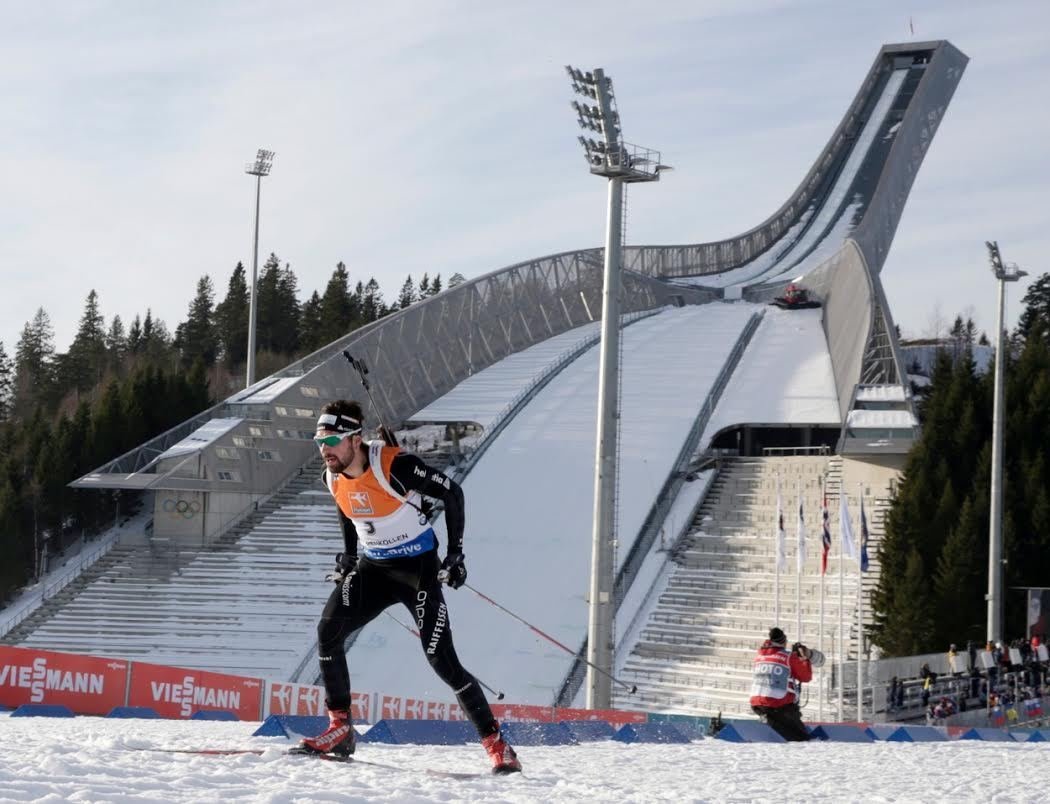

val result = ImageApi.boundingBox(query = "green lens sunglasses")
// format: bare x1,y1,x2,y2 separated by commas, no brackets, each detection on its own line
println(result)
314,430,360,448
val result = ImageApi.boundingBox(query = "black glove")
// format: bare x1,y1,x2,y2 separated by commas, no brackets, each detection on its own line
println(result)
438,552,467,589
325,552,358,584
792,642,811,660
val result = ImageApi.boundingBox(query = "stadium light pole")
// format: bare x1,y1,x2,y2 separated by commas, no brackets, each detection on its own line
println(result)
985,240,1026,645
566,65,669,709
245,149,275,388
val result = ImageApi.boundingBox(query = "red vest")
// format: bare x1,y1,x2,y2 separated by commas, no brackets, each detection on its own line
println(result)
750,642,811,708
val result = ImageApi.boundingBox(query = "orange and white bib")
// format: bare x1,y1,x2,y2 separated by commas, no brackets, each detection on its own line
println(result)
324,442,435,560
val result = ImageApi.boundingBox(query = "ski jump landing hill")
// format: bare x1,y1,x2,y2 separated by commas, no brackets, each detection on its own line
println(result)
6,42,966,720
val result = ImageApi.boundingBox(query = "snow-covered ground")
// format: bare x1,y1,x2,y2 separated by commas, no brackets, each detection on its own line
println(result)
701,305,840,442
0,715,1046,803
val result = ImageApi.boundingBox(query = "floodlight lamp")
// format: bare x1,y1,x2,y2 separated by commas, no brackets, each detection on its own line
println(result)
245,148,276,177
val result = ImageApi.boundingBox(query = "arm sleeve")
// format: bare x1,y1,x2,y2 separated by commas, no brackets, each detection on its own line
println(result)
389,454,465,553
790,654,813,683
337,507,359,559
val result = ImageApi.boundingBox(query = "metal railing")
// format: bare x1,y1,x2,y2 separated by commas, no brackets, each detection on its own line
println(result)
445,308,662,484
0,534,121,640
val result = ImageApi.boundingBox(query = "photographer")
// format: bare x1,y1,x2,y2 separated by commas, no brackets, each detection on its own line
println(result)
749,627,813,741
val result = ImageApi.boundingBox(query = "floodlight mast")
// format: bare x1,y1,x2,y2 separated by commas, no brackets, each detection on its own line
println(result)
244,148,275,388
985,240,1026,645
566,65,666,710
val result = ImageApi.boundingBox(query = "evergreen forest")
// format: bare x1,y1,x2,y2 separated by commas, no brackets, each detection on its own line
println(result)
872,272,1050,655
0,256,464,604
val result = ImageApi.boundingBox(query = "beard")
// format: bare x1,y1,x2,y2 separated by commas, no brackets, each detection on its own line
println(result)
323,453,347,473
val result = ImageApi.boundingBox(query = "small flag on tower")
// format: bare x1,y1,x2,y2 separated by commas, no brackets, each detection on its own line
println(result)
860,494,871,572
796,483,806,572
821,482,832,575
775,474,787,572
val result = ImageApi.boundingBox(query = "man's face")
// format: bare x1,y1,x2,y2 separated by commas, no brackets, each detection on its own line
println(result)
315,429,359,472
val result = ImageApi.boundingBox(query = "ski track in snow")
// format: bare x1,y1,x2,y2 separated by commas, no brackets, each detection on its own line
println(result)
0,716,1047,803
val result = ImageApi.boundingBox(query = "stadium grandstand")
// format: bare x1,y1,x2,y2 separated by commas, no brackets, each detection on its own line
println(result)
2,41,970,723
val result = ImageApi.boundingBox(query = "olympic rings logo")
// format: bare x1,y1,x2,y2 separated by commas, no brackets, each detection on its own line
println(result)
162,498,202,519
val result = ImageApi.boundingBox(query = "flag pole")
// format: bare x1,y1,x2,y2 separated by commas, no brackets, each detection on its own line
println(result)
818,476,826,721
856,482,864,723
796,478,802,645
838,487,846,723
774,470,781,625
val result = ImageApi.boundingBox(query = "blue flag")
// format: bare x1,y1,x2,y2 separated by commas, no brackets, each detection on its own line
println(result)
821,486,831,575
860,495,870,572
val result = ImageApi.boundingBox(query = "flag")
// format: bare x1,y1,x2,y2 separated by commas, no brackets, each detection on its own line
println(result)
821,483,832,575
860,495,870,572
990,706,1006,727
775,474,787,572
909,16,914,36
796,482,806,572
839,490,857,559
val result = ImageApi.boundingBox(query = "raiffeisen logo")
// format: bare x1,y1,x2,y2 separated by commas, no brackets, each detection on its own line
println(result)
149,675,242,718
0,657,110,702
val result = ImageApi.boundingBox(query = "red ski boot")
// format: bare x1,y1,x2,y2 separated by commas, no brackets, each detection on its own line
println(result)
481,726,522,775
298,708,357,756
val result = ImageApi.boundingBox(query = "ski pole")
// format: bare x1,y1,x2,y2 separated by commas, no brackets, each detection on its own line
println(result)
342,351,398,447
382,611,505,700
463,583,637,694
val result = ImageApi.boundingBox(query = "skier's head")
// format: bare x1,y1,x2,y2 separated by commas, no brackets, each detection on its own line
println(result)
315,400,365,472
768,627,787,646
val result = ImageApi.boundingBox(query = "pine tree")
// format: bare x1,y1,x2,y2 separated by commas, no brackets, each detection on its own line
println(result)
932,495,985,645
139,310,174,365
63,289,108,392
1017,272,1050,343
105,315,127,371
277,264,302,354
127,315,143,355
878,548,935,655
418,273,431,298
0,341,12,422
215,262,249,365
398,275,416,309
176,276,219,367
318,262,357,344
362,278,384,322
429,273,443,296
13,308,56,418
255,254,282,353
299,291,324,354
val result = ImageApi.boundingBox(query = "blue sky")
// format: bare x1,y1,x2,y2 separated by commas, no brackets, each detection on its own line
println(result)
1,0,1047,356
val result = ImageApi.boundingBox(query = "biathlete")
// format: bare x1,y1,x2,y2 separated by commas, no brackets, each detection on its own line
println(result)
299,400,521,774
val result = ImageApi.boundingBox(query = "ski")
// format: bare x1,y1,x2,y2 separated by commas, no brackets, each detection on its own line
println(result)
129,746,487,778
125,747,266,756
287,748,485,778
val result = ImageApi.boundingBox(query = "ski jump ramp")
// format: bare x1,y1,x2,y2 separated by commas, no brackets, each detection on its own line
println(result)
51,42,967,699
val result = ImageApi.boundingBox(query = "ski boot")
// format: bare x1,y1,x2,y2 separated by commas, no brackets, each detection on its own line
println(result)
297,708,357,756
481,725,521,775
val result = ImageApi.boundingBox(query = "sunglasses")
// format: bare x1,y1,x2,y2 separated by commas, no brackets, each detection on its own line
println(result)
314,430,360,448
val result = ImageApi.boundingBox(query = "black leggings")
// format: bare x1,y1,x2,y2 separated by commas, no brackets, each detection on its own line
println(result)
316,550,496,737
752,702,811,741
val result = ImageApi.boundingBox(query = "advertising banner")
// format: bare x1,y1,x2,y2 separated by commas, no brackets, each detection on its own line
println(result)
268,682,369,721
1027,588,1050,640
128,661,262,720
0,646,128,716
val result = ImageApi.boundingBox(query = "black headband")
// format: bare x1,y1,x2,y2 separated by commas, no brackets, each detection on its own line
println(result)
316,412,362,433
